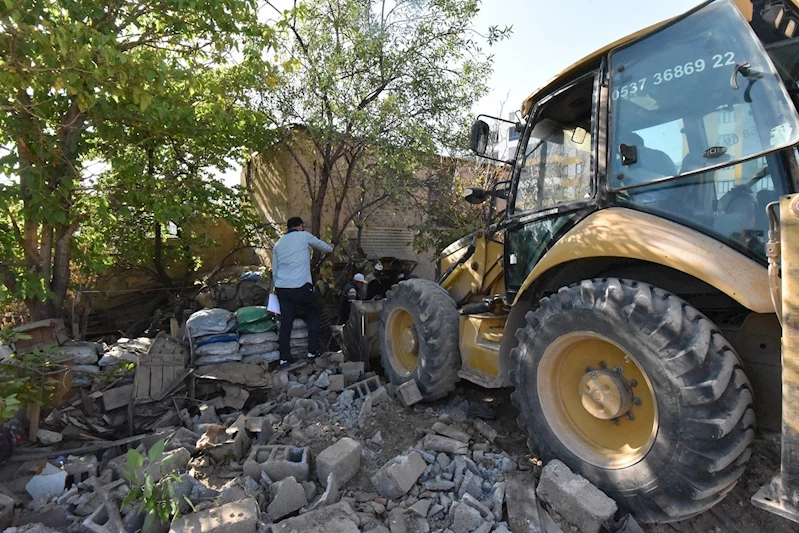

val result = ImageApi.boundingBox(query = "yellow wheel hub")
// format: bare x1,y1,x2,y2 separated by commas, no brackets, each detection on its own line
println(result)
387,307,419,375
537,332,658,469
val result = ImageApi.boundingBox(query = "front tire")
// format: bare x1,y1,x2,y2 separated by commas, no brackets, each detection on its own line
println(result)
379,279,460,401
510,278,755,523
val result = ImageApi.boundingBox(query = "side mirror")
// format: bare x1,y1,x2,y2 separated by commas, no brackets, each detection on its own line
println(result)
463,187,488,205
469,120,491,155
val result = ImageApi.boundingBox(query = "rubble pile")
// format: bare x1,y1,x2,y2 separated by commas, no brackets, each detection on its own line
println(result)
0,345,625,533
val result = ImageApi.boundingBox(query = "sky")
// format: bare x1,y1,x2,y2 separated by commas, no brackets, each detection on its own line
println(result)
472,0,704,118
219,0,705,186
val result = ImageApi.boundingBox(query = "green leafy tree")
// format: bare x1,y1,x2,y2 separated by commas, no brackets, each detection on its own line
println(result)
0,0,276,319
256,0,509,258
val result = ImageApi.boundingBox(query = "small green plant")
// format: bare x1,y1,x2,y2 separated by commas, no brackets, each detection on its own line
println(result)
0,394,20,421
0,326,62,422
120,439,181,532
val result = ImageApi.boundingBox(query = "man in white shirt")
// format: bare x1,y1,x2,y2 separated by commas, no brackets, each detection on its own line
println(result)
272,216,333,368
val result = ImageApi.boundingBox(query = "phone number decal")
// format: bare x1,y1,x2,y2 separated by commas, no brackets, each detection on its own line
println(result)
612,52,737,100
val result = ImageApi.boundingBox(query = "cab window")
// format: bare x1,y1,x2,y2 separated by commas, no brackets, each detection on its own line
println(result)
608,0,799,261
514,75,595,213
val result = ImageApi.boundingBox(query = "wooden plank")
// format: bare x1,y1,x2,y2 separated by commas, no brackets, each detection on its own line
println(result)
150,365,163,398
134,365,152,400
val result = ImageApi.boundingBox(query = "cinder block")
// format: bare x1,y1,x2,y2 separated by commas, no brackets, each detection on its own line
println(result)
371,452,427,499
340,362,364,383
169,497,259,533
397,380,423,406
243,445,309,482
536,459,617,533
316,437,362,487
328,374,345,392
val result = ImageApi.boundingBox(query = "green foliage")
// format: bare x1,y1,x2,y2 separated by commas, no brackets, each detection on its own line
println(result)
0,0,279,317
258,0,510,250
120,439,181,532
0,326,64,420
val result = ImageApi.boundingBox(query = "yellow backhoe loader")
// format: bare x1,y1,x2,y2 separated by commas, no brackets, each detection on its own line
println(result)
344,0,799,523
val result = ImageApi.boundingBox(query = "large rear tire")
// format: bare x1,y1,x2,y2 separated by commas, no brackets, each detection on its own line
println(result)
379,279,460,401
510,278,755,523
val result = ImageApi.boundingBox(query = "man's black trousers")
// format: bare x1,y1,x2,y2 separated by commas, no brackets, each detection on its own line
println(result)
275,283,322,362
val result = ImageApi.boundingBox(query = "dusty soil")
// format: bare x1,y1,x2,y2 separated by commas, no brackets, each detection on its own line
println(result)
446,381,794,533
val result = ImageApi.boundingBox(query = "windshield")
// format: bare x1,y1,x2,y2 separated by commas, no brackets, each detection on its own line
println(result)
608,0,799,190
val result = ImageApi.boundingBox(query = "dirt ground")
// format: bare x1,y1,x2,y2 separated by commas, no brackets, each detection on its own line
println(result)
444,382,794,533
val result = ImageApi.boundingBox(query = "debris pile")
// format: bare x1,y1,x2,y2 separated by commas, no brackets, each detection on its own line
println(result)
0,345,626,533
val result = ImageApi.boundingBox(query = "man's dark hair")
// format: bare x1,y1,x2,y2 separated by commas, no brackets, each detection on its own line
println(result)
287,217,304,230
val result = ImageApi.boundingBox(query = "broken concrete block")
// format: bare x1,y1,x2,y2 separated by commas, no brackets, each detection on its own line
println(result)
397,380,423,406
316,437,362,488
82,504,117,533
101,383,134,411
536,459,617,533
431,422,471,443
169,497,259,533
310,472,340,510
194,362,271,388
0,492,16,530
505,474,542,533
25,463,67,499
196,418,250,463
408,498,432,517
371,452,427,499
199,403,219,424
345,375,385,401
328,351,346,363
273,501,358,533
170,473,220,513
145,447,191,478
268,476,308,521
302,481,317,501
458,470,484,499
35,429,63,446
315,372,330,388
328,374,345,392
473,419,497,443
243,445,309,482
215,385,249,410
60,341,100,365
340,361,364,383
422,434,468,455
452,503,485,533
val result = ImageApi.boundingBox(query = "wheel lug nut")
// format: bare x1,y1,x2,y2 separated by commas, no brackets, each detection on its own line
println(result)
626,412,636,420
630,379,638,387
589,372,598,379
599,361,607,369
614,365,623,373
633,397,642,406
612,418,620,425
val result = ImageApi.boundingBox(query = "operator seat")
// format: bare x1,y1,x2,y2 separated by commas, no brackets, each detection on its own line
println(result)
622,134,678,208
674,152,718,226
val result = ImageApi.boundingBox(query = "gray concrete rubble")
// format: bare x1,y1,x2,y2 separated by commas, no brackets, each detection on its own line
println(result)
0,349,624,533
268,476,308,520
317,437,362,487
537,460,618,533
168,497,259,533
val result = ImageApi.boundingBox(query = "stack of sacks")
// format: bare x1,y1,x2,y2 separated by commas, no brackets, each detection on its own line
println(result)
288,318,309,359
187,308,240,366
236,306,280,364
238,330,279,364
